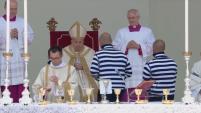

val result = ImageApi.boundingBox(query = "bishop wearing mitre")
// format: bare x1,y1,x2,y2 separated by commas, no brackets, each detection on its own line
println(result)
62,22,98,102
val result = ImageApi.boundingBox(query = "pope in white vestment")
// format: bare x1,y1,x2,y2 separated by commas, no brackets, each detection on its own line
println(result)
190,60,201,102
113,9,155,88
62,22,98,102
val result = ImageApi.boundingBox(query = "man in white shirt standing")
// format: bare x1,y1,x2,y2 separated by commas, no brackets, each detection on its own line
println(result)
0,0,34,102
113,9,155,89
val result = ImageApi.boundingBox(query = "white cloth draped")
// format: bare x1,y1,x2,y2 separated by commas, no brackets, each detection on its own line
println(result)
0,103,201,113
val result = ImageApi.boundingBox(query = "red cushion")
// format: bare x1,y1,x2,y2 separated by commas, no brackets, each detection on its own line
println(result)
50,31,99,51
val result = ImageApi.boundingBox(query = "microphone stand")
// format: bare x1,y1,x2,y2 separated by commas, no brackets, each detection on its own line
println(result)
115,69,130,103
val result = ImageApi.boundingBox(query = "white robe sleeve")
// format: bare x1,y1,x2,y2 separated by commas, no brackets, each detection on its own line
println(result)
85,48,95,68
140,29,155,58
113,30,124,52
33,67,46,87
68,66,79,86
0,32,5,44
62,47,70,65
28,24,34,44
190,62,201,100
32,67,46,96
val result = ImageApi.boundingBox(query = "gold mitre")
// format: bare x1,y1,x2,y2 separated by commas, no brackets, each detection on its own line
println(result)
69,21,86,39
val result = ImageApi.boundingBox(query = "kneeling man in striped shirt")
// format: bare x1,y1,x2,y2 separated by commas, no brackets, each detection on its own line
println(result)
143,39,177,102
90,32,132,102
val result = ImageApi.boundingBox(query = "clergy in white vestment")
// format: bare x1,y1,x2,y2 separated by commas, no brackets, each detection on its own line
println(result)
113,9,155,88
33,46,78,102
190,60,201,102
62,22,98,102
0,0,34,102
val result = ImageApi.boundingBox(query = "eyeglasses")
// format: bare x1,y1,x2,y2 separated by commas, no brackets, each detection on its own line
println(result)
50,57,61,60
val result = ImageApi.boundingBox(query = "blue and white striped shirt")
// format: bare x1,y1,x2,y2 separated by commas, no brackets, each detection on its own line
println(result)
90,44,132,89
143,52,177,95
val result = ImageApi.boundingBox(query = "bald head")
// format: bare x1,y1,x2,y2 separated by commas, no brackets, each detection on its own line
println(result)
99,32,112,47
153,39,166,54
127,9,140,16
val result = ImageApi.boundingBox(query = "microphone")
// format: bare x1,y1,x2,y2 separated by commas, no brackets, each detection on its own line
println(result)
47,59,51,65
115,69,125,80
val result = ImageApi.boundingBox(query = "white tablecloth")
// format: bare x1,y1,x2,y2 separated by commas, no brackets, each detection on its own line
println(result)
0,103,201,113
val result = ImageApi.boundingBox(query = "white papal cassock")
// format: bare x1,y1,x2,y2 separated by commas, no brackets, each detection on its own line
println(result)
113,25,155,88
62,22,98,102
62,45,98,101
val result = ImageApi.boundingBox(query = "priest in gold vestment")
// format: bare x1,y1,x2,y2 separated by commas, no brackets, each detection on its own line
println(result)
62,22,98,102
33,46,77,102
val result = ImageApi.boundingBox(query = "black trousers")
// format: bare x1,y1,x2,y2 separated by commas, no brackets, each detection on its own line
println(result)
148,94,174,102
97,89,125,102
